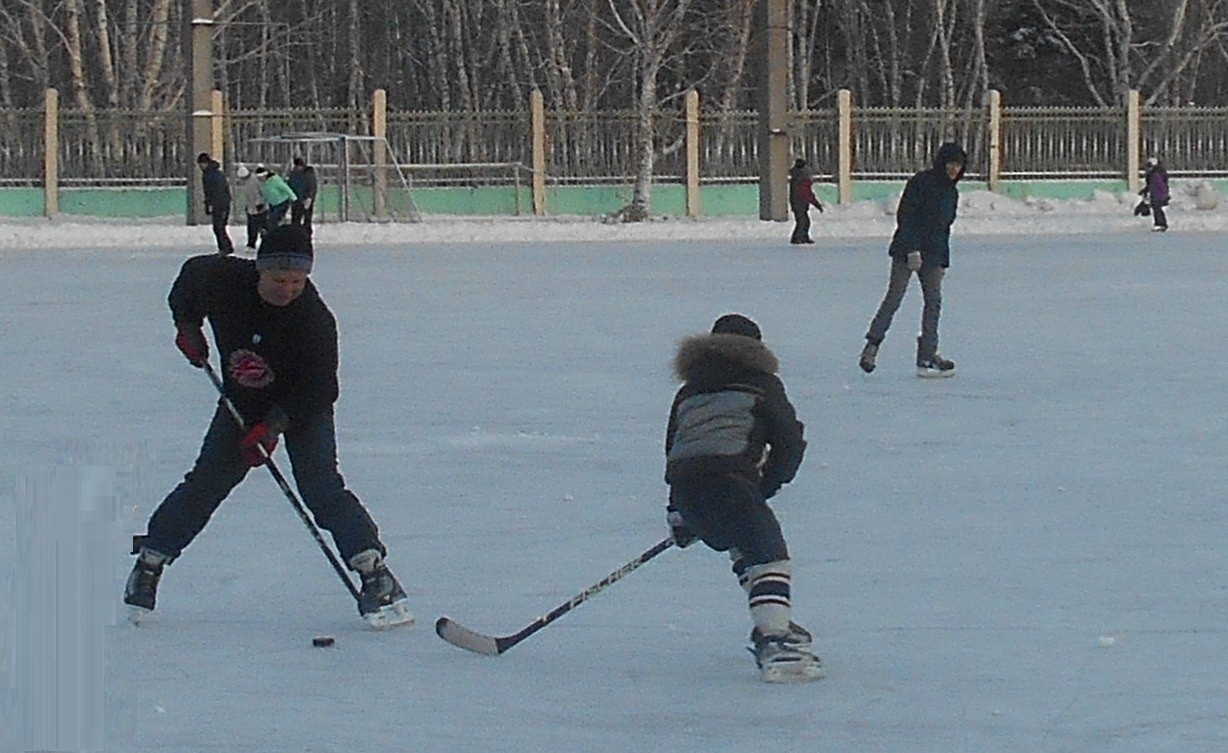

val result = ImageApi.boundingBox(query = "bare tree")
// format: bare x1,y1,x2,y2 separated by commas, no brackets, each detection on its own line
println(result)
603,0,693,220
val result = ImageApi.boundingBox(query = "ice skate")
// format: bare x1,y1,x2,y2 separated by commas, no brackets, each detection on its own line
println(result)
916,338,955,378
350,549,415,630
750,620,813,650
123,547,170,624
750,631,825,683
859,341,879,373
916,352,955,378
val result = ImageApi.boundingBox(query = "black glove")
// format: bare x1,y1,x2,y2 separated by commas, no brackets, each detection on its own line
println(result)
666,510,696,548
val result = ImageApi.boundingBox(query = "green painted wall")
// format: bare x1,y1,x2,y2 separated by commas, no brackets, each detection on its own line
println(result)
1,179,1223,219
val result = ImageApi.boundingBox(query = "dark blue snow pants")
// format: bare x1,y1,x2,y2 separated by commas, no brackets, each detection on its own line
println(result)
144,403,383,563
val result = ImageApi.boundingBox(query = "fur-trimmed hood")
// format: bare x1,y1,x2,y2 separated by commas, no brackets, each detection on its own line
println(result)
672,332,779,382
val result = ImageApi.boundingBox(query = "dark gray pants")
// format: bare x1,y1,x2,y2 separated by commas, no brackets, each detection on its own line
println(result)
865,257,945,356
145,404,383,562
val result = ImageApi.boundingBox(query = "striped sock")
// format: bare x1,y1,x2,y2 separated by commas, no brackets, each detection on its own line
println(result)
741,559,791,638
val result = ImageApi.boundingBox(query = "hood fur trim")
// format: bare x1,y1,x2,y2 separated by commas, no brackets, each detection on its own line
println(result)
672,332,779,381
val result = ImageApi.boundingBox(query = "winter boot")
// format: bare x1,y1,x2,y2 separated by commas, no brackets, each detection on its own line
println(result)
751,630,825,683
859,341,879,373
123,547,170,619
916,337,955,378
349,549,415,629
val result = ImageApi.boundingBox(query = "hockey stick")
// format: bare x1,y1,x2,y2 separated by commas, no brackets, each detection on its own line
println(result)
202,361,361,602
435,537,674,655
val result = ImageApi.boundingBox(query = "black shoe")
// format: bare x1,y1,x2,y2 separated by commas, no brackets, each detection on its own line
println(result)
123,548,169,611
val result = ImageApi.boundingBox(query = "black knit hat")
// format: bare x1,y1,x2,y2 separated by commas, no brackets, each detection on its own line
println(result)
711,313,762,341
256,225,313,273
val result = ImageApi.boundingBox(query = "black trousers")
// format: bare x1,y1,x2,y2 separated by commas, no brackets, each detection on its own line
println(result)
790,206,812,243
210,208,234,254
291,201,314,234
669,475,788,571
246,211,267,248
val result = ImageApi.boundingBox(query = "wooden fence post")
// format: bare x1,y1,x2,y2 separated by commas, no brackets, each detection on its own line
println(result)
837,89,853,204
189,1,214,225
986,89,1002,192
531,89,546,216
1126,90,1141,195
43,89,58,218
685,89,700,217
372,88,388,218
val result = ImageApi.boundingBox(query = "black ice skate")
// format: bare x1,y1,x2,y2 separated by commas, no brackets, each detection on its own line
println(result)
916,338,955,378
123,547,170,624
859,341,879,373
750,630,825,683
750,620,813,650
350,549,415,630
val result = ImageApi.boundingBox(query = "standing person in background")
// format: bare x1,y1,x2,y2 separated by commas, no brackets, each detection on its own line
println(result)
859,142,966,378
288,157,319,235
235,165,267,251
122,225,413,630
788,159,825,244
663,313,820,683
255,166,297,231
196,152,234,256
1142,157,1170,232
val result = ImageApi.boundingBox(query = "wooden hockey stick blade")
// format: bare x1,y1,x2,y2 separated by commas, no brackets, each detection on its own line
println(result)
433,538,673,657
434,616,507,655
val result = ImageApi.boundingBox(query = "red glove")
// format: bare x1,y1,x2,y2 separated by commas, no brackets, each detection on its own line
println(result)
174,325,209,367
239,423,279,467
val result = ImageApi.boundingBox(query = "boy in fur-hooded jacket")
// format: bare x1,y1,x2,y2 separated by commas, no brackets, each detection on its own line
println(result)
664,314,820,680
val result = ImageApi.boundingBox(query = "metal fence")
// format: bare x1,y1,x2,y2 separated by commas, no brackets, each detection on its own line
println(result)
4,101,1228,187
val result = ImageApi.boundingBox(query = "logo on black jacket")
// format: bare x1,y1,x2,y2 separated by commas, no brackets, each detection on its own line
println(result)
229,349,274,388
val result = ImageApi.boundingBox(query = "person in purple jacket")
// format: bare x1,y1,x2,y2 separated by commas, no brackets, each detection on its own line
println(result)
1142,157,1171,232
123,225,412,629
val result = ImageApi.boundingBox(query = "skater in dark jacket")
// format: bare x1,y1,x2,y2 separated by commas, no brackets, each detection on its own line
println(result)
123,225,412,630
1142,157,1170,232
288,157,319,235
664,313,821,682
859,141,966,377
196,152,234,256
788,159,825,244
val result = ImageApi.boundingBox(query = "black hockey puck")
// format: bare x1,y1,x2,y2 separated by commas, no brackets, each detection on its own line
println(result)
312,635,336,647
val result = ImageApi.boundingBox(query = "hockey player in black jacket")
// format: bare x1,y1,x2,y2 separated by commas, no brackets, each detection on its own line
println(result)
664,314,821,682
123,225,412,629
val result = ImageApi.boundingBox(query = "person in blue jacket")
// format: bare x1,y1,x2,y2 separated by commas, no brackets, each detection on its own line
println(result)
859,142,966,377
